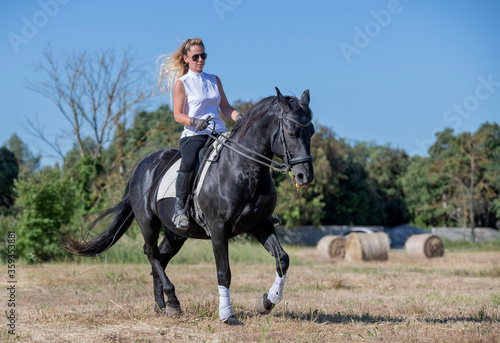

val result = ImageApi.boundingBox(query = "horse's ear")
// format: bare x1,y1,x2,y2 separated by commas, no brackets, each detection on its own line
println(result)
275,87,291,112
300,89,310,107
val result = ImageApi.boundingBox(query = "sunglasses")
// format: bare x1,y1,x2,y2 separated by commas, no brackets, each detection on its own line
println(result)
190,52,207,61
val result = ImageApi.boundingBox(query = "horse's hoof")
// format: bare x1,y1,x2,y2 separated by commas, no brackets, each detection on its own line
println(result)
156,305,182,317
165,305,182,317
155,306,166,315
223,316,244,326
256,293,275,315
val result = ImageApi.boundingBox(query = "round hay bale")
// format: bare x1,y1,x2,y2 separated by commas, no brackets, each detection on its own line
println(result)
316,235,346,260
405,234,444,258
345,232,390,262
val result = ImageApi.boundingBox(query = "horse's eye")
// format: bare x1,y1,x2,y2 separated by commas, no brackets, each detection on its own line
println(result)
289,129,300,138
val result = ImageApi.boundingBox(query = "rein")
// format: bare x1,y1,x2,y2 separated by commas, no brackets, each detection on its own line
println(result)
204,106,313,174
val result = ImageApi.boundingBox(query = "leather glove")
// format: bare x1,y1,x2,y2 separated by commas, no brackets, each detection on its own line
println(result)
190,117,209,131
235,113,243,121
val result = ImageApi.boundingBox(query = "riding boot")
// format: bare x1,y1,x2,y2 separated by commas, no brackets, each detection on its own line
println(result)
172,170,194,229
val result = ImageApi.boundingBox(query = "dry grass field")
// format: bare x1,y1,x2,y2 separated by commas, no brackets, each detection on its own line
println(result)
4,245,500,342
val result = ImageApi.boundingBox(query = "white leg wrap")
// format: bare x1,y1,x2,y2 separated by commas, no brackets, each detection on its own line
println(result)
218,285,234,321
268,272,286,305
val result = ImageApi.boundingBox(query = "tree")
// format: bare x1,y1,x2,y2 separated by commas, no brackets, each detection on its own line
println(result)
124,104,181,157
25,45,151,162
7,134,40,177
430,127,494,240
275,124,391,227
486,147,500,225
403,123,500,234
221,99,257,131
456,132,484,241
401,156,449,228
0,147,19,214
475,122,500,228
276,178,325,227
316,137,387,226
232,99,256,116
15,167,78,262
73,104,182,206
325,153,383,225
275,124,341,226
364,145,410,227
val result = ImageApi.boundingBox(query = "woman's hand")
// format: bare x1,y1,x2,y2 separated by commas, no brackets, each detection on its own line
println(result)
190,117,209,131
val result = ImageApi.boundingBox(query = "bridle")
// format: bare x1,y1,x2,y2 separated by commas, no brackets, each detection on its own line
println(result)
277,107,314,167
204,105,314,174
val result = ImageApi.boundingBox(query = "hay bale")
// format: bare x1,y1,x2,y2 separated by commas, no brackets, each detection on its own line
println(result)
316,235,346,260
345,232,390,262
405,234,444,258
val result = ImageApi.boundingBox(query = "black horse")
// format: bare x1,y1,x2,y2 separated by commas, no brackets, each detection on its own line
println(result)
64,88,315,326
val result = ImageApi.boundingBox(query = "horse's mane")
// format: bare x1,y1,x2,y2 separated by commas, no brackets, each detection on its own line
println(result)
230,96,277,141
230,94,312,142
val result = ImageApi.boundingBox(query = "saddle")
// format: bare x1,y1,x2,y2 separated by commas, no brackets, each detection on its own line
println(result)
156,132,230,235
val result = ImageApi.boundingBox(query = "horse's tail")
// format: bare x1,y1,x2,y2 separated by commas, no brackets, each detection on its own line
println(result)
62,184,134,257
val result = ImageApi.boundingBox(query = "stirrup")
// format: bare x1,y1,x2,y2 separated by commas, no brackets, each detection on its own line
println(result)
172,197,190,230
271,212,280,226
172,209,190,229
173,170,194,230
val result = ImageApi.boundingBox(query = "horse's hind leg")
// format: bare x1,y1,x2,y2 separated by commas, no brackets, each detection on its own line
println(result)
252,222,290,315
155,231,186,315
140,217,184,316
145,242,183,316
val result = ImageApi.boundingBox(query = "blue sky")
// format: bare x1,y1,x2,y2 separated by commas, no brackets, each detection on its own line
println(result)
1,0,499,166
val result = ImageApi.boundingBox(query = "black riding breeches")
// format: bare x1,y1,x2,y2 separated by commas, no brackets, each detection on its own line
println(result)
179,135,209,172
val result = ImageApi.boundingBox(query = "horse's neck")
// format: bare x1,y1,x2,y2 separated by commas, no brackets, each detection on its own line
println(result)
234,118,274,162
224,117,276,179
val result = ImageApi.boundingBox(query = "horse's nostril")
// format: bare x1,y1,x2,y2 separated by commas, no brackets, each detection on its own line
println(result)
297,173,305,182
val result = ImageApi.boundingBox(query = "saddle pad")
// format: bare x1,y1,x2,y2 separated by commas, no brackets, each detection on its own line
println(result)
156,159,182,201
156,132,230,202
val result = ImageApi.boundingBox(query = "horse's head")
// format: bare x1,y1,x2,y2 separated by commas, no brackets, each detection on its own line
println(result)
273,88,315,188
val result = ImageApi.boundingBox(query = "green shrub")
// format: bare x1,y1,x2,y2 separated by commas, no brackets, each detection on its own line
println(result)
15,168,78,263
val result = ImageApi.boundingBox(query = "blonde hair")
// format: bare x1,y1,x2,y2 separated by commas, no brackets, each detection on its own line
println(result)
153,38,204,97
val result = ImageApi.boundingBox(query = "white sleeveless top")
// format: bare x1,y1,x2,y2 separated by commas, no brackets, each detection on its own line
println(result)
178,69,227,138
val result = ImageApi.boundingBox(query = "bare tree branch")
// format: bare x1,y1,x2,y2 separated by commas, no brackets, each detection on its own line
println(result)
24,45,151,162
23,116,66,161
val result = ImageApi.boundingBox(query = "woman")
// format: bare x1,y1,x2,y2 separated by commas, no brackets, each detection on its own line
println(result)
154,38,242,229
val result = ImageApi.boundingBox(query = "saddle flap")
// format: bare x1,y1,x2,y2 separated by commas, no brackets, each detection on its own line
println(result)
156,159,182,201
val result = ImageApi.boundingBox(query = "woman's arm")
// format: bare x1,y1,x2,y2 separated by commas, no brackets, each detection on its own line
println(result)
173,79,191,126
216,76,241,121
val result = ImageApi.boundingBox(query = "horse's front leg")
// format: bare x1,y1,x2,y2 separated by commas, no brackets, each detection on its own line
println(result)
211,223,243,326
252,222,289,315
